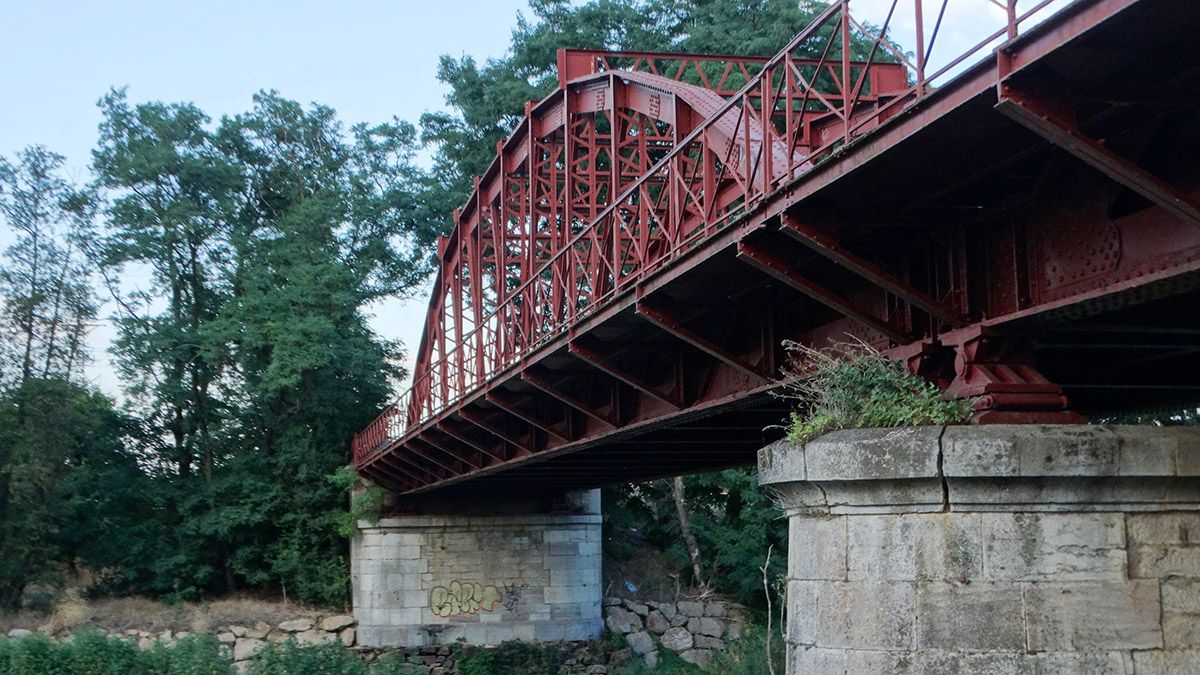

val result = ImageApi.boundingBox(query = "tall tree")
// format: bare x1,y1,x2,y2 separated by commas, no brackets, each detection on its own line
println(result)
208,92,436,605
92,89,239,480
0,146,98,390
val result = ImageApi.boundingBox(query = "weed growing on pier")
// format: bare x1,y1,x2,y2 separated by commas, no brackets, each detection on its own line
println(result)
780,339,972,443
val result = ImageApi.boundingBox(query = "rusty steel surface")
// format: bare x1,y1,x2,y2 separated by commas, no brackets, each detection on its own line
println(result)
355,0,1200,495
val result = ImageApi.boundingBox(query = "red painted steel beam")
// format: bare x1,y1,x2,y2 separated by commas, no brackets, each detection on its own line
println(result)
778,212,968,326
995,88,1200,229
735,239,907,343
634,298,771,380
416,432,483,471
485,391,572,443
362,460,417,491
568,338,683,410
458,408,535,457
520,369,621,429
436,421,507,464
402,439,462,475
377,452,441,484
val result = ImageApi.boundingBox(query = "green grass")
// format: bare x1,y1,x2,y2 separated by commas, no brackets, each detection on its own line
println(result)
782,339,972,443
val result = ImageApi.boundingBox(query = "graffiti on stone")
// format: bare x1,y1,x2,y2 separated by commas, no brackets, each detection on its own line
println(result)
501,582,527,612
430,580,502,617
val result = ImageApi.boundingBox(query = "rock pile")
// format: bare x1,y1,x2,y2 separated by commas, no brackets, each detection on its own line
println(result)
602,597,747,668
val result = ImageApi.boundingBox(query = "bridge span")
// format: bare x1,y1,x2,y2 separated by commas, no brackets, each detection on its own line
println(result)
353,0,1200,496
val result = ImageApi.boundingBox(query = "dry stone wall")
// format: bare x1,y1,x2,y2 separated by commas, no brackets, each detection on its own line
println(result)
760,425,1200,674
601,596,748,669
4,614,356,671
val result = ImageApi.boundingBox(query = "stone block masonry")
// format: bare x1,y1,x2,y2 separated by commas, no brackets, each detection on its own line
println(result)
352,489,603,647
760,425,1200,674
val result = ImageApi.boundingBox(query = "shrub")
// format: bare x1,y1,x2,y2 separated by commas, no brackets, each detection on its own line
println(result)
0,629,234,675
245,639,366,675
455,640,565,675
781,339,972,443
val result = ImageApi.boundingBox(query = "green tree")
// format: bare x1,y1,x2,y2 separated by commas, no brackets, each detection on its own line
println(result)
92,89,239,482
0,146,98,390
209,92,434,606
0,379,130,608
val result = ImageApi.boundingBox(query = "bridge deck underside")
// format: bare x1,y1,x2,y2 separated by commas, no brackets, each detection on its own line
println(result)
363,0,1200,497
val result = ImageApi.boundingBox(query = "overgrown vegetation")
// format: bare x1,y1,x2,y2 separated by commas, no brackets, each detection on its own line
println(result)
0,629,785,675
455,640,565,675
781,339,974,444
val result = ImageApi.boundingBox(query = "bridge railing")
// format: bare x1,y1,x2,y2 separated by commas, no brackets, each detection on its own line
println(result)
354,0,1065,466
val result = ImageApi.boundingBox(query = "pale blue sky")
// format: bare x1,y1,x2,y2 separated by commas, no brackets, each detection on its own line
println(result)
0,0,531,395
0,0,1070,398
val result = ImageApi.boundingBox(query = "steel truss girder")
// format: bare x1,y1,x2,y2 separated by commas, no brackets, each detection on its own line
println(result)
520,369,621,429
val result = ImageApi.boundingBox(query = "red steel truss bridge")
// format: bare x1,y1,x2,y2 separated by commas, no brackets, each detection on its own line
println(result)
355,0,1200,496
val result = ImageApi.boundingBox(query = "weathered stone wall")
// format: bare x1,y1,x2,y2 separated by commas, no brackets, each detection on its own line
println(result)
760,425,1200,674
352,489,603,647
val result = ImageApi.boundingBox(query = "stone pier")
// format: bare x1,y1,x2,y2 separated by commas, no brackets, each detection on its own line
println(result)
351,489,603,647
759,425,1200,674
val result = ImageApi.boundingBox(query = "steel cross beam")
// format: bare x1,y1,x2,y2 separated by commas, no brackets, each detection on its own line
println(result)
634,297,771,380
520,369,621,429
568,338,684,409
416,431,483,471
778,212,967,326
735,238,907,343
458,408,535,457
485,390,572,443
404,438,462,475
996,86,1200,229
436,421,506,464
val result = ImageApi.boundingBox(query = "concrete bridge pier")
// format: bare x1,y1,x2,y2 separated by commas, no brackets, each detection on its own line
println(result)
759,425,1200,674
350,489,603,647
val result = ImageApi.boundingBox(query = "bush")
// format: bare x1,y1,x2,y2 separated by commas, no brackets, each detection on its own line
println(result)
245,639,366,675
0,629,234,675
781,339,972,443
455,640,565,675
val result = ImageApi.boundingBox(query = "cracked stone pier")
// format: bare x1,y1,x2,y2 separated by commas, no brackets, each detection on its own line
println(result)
350,490,603,647
759,425,1200,674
